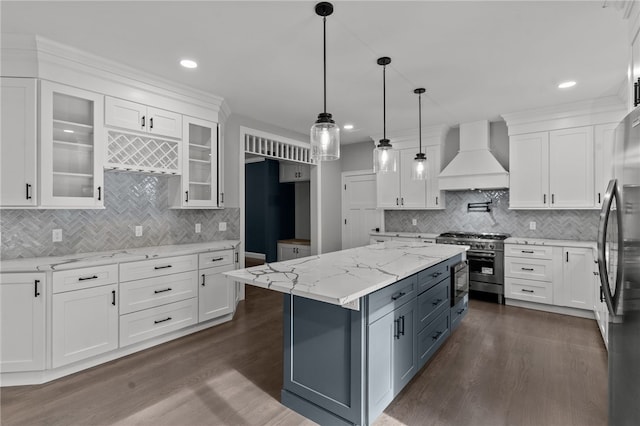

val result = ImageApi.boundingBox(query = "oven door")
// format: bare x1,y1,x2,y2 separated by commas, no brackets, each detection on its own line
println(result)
451,260,469,306
468,250,502,285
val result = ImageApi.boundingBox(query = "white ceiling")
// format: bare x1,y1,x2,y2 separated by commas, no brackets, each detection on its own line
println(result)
1,1,630,144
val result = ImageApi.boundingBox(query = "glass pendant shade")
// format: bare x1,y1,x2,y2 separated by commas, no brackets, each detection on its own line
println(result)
373,140,397,173
412,153,428,180
311,117,340,161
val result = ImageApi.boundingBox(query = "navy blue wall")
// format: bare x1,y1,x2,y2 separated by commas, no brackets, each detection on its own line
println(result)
245,160,295,262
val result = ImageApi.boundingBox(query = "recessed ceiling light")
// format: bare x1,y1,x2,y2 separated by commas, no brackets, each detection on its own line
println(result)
63,129,74,133
343,124,354,130
180,59,198,69
558,81,576,89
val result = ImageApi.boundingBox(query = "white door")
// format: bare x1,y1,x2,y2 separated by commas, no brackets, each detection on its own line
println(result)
549,126,594,208
561,247,595,310
399,149,427,208
105,96,146,132
0,273,45,372
425,145,444,209
147,106,182,139
376,163,400,209
343,172,382,249
509,132,549,208
594,123,617,209
199,264,235,322
1,78,38,207
182,116,218,207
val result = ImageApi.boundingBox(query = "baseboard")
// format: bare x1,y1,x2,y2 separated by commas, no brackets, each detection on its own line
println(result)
505,299,595,319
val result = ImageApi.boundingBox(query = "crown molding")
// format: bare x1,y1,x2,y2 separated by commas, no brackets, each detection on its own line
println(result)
370,123,450,148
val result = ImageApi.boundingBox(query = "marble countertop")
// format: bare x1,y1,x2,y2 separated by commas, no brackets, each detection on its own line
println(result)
504,237,596,249
370,232,440,239
0,241,240,273
224,241,467,309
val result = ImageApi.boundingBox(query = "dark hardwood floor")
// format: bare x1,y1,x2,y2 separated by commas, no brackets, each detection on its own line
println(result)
1,287,607,426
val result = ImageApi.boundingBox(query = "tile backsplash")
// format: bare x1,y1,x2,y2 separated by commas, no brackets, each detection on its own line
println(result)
1,171,239,260
385,190,599,241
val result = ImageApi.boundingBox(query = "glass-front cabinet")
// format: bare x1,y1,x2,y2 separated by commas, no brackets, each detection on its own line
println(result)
170,116,219,208
40,81,104,208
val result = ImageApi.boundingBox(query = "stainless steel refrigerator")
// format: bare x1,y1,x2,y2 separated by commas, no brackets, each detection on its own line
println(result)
598,107,640,425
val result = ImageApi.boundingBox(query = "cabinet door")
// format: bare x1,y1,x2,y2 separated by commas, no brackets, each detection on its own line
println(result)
0,273,45,372
181,116,218,207
399,149,427,208
105,97,146,132
279,163,298,182
549,127,594,208
296,164,311,181
147,107,182,139
393,299,417,393
594,123,617,209
376,164,401,208
367,311,394,422
296,245,311,258
278,244,297,261
425,145,444,209
40,81,104,207
561,247,595,310
1,78,37,207
199,264,236,322
509,132,549,208
52,284,118,368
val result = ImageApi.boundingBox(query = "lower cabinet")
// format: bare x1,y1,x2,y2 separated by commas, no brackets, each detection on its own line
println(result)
199,263,236,322
559,247,594,310
0,273,45,372
417,308,449,369
52,284,118,368
277,242,311,261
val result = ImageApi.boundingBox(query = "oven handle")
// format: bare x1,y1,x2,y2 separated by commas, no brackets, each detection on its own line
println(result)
467,251,496,259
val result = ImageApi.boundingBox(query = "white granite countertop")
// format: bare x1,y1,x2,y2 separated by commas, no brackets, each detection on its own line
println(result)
370,232,440,240
0,241,240,273
504,237,596,249
224,241,467,309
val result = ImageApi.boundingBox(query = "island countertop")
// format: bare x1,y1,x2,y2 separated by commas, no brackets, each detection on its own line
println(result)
224,240,468,309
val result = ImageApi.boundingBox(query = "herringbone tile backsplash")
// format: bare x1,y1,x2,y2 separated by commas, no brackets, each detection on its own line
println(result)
1,171,239,260
385,190,600,241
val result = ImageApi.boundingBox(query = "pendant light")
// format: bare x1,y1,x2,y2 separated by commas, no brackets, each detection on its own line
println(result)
373,57,397,173
411,88,428,180
310,2,340,162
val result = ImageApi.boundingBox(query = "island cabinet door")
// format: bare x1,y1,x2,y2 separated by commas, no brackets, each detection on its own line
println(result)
282,295,367,426
393,299,417,393
367,310,395,422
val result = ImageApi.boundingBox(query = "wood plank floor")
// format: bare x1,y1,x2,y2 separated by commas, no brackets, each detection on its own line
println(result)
1,287,607,426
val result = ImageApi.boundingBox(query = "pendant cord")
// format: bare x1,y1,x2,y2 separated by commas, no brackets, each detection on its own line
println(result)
383,64,386,140
323,16,327,114
418,92,422,154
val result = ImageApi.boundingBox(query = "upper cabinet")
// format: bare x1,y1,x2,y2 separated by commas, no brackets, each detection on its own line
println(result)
0,77,37,207
105,97,182,139
503,98,626,210
40,81,105,208
279,163,310,183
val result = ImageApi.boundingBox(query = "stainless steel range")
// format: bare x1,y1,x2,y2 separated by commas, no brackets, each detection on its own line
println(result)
436,232,510,303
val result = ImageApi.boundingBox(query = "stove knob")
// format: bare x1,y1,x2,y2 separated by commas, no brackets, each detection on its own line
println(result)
489,244,495,249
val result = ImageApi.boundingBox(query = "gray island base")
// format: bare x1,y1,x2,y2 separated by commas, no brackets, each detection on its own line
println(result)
225,241,468,425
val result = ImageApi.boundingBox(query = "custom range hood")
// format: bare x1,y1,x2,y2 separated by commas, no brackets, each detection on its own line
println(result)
438,120,509,190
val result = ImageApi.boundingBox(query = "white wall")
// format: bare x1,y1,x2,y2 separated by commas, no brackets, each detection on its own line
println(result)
295,182,310,240
319,159,343,254
341,141,374,172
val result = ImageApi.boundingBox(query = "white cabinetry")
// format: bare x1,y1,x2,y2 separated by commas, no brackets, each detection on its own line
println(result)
1,78,38,207
509,132,549,208
0,273,45,372
198,251,236,322
40,81,105,208
279,163,310,182
169,116,220,208
558,247,595,310
504,245,554,304
593,264,609,348
376,147,444,209
105,97,182,139
277,241,311,261
594,123,617,208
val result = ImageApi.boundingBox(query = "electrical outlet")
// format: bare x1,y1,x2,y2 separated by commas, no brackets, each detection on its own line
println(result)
135,226,143,237
195,223,201,233
412,218,417,226
529,221,536,230
52,229,62,242
219,222,227,231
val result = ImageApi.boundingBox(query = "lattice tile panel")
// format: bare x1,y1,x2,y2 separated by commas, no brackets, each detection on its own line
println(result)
106,131,181,174
244,133,313,164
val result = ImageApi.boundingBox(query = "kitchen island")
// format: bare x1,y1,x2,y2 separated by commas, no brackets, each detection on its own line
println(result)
225,241,468,426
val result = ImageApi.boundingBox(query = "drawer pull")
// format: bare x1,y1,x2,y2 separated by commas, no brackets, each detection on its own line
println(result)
399,315,405,336
34,279,40,297
210,257,224,262
432,272,442,278
154,317,172,324
78,275,98,281
154,288,172,294
201,274,206,286
521,250,534,254
521,289,535,293
432,331,443,341
112,290,116,306
432,298,443,306
394,318,400,340
391,291,406,301
457,308,465,314
154,265,173,270
521,267,534,271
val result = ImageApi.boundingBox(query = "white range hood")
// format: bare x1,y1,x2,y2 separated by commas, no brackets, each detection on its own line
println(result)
438,120,509,190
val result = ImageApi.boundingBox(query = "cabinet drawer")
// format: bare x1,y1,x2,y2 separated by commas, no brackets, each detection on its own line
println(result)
119,271,198,315
505,244,553,260
451,295,469,332
52,264,118,293
417,278,449,331
368,275,416,324
120,255,197,282
417,309,449,369
369,235,392,244
504,257,553,281
417,261,449,294
198,250,234,269
505,277,553,304
119,298,197,347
